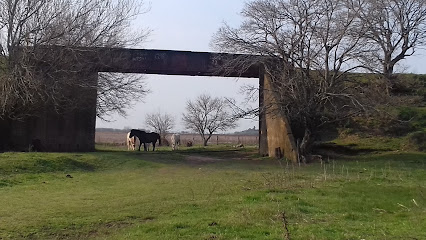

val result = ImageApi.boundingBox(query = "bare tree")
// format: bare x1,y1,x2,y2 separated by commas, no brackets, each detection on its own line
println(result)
0,0,150,120
182,94,238,146
145,111,175,143
97,73,150,120
348,0,426,90
212,0,375,157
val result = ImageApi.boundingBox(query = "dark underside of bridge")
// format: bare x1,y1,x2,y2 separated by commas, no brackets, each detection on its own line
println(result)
1,46,266,153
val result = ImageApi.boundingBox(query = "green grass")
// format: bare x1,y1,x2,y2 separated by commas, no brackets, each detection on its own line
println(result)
330,133,424,152
0,146,425,239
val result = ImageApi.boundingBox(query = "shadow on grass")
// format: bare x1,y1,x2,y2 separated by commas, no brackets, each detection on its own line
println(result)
355,151,426,165
314,142,393,156
0,153,98,175
34,157,96,172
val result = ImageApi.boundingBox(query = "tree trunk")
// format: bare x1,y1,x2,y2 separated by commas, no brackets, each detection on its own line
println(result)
383,61,396,95
298,128,312,164
203,133,213,146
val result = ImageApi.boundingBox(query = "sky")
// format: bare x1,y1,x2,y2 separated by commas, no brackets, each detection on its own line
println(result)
96,0,259,133
95,0,426,133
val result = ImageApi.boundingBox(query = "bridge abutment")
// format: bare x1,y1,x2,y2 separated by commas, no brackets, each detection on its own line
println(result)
259,73,298,162
2,46,297,159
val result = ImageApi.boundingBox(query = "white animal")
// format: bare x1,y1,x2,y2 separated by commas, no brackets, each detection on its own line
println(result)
126,132,136,150
171,134,180,150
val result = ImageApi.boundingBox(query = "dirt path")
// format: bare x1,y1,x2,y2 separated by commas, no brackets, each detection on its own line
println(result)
184,155,226,164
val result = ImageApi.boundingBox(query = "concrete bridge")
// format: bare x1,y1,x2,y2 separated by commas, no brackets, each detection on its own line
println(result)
2,46,297,161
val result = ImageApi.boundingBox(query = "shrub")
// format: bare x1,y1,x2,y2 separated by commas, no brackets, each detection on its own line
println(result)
398,107,418,121
407,131,426,151
396,107,426,133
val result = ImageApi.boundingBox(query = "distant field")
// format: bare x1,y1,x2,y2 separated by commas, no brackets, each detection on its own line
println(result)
96,131,259,146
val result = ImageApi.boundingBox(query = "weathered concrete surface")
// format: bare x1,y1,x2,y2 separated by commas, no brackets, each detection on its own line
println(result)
98,48,261,77
7,109,96,152
3,71,97,152
36,46,260,77
258,69,268,156
263,74,298,162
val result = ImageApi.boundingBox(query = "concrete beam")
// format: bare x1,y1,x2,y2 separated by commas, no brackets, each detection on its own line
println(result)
34,46,260,78
97,48,261,78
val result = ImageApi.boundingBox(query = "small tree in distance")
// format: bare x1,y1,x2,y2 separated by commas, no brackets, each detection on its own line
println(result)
182,94,238,146
145,111,175,145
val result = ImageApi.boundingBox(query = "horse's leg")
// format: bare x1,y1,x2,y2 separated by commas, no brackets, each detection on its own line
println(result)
143,143,147,151
131,138,135,150
138,141,142,151
153,142,156,151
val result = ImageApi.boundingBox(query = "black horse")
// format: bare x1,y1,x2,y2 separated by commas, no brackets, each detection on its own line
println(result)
129,129,161,151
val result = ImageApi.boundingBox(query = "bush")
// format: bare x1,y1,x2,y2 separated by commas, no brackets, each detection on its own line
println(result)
396,107,426,132
407,131,426,151
398,107,418,121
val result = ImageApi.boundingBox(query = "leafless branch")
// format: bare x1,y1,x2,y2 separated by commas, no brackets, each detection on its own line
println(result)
212,0,386,157
0,0,151,119
145,111,176,138
182,94,238,146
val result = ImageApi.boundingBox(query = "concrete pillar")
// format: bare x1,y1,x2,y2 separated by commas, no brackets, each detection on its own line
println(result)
260,73,298,162
258,68,268,156
7,71,98,152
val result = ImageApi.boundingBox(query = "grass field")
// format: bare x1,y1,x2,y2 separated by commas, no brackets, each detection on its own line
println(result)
0,145,425,239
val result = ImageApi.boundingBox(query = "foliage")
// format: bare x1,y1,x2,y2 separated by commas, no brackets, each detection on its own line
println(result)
398,107,426,130
392,74,426,96
334,73,425,139
407,131,426,151
343,106,426,137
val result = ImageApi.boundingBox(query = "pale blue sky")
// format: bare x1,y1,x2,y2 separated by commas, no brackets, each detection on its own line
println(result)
96,0,426,133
